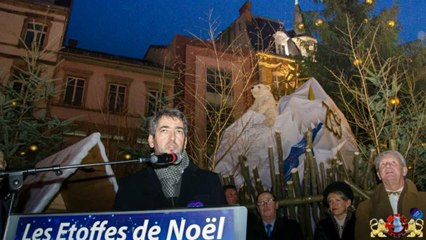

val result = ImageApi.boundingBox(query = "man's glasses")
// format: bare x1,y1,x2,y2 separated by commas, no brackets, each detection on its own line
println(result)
256,198,275,206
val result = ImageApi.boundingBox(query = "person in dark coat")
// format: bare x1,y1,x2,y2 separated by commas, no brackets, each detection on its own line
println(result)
248,191,304,240
223,184,239,205
314,181,356,240
355,150,426,239
114,108,226,210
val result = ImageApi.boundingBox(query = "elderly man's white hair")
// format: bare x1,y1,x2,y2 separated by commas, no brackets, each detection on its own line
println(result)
375,150,407,170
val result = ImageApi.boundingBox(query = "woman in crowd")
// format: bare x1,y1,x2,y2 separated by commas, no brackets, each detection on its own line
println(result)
314,181,356,240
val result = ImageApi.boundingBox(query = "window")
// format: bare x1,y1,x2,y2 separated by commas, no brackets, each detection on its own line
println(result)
147,90,166,116
9,67,31,95
107,83,127,113
23,21,48,48
206,68,231,93
63,76,85,106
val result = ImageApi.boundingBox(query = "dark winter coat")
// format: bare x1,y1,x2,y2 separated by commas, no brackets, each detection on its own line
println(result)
247,217,305,240
113,161,226,210
313,213,356,240
355,179,426,240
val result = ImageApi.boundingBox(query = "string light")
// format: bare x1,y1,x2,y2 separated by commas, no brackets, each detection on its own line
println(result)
29,144,39,152
315,19,324,26
353,58,363,66
18,151,26,157
365,0,373,5
388,97,400,106
123,153,132,160
297,23,305,30
387,20,396,28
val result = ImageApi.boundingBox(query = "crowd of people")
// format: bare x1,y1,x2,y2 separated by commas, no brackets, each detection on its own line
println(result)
113,108,425,239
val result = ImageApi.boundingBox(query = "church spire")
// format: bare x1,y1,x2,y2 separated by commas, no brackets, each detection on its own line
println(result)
293,0,305,35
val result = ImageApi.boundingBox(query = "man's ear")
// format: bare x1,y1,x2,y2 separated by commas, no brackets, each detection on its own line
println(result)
148,135,155,148
377,171,381,180
402,166,408,177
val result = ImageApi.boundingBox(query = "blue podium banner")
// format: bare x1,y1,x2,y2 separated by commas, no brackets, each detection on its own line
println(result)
5,206,247,240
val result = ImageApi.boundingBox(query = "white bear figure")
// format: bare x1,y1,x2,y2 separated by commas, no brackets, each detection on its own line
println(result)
250,84,278,127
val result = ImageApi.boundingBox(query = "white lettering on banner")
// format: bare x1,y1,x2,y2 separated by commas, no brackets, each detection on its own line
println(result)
166,217,226,240
22,223,52,240
52,221,127,240
17,215,227,240
57,222,71,239
133,219,162,240
89,220,108,239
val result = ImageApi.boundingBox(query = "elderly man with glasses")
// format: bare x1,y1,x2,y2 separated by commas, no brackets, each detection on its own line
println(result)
355,150,426,239
248,191,304,240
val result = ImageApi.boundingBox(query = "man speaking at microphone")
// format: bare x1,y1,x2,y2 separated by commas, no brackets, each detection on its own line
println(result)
114,108,226,210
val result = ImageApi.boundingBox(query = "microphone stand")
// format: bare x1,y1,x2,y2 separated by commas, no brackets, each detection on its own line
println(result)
0,157,153,215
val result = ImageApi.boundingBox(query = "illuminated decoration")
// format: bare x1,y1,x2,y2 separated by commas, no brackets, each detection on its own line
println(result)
18,151,26,157
322,101,342,138
364,18,369,24
297,23,305,30
256,52,299,95
365,0,373,5
353,58,363,66
385,214,407,238
12,101,18,106
29,144,39,152
387,20,396,28
406,218,424,237
388,97,400,106
369,213,424,238
314,18,323,26
123,153,132,160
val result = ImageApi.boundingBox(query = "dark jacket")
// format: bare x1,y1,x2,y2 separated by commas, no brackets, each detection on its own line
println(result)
248,217,305,240
113,161,226,210
355,179,426,240
314,213,356,240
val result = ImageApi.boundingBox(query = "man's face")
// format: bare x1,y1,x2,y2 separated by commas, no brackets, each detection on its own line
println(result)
377,154,407,186
256,192,278,222
225,188,239,205
148,116,187,154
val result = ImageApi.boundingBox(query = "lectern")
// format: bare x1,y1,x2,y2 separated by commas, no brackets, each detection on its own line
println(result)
4,206,247,240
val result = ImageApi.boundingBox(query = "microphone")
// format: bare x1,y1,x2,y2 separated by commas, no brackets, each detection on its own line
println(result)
139,153,182,166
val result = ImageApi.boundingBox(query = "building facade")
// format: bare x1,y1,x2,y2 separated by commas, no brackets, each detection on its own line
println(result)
0,0,175,175
145,1,317,168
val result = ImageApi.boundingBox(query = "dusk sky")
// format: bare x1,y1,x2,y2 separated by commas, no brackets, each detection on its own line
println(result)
65,0,426,59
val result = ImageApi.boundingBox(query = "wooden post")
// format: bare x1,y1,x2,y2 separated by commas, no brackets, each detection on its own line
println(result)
238,155,256,201
291,168,307,235
253,166,264,194
353,151,361,185
307,148,320,223
319,161,326,193
286,180,297,220
274,131,284,177
303,157,313,239
268,146,277,196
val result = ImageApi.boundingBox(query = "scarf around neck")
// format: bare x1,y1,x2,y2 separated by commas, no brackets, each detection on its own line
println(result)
154,150,189,198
